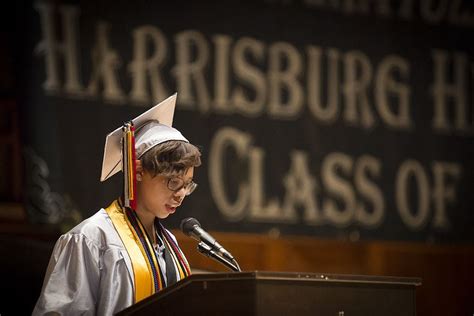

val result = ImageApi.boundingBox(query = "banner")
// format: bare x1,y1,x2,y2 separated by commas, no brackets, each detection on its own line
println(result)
20,0,474,242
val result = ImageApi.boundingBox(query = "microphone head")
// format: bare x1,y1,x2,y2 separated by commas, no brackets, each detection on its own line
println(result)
180,217,201,236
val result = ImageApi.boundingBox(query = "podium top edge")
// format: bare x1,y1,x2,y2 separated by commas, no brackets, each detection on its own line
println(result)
116,271,421,315
190,271,422,286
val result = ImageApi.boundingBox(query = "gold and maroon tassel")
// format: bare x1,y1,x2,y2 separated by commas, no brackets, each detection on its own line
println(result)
122,121,137,210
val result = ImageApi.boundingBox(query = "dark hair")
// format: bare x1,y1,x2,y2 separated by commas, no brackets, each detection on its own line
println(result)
140,140,201,177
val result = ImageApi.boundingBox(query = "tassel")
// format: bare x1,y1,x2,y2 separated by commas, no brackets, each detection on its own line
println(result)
122,121,137,210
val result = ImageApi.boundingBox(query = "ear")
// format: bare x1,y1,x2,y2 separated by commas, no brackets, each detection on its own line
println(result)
136,160,143,181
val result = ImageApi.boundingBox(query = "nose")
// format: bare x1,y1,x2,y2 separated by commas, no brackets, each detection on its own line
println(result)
173,187,186,201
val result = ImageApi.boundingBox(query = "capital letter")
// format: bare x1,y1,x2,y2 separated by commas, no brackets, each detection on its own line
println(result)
431,50,468,132
128,26,168,105
232,37,266,117
268,42,304,119
342,51,374,128
396,160,430,230
209,128,251,221
172,31,211,112
86,22,125,103
431,161,462,228
375,55,411,129
34,2,83,94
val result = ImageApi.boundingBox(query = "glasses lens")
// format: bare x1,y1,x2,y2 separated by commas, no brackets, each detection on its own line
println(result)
185,182,198,196
167,177,198,195
167,178,184,191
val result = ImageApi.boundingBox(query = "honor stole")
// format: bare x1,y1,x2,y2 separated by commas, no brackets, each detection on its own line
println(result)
105,200,191,302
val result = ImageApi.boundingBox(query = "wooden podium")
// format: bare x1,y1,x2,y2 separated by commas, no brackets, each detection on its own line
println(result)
118,271,421,316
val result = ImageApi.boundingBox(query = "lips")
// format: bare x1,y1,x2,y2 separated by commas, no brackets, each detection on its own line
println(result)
165,204,179,214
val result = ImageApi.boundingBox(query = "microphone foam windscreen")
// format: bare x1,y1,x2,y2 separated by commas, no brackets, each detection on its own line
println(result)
180,217,201,235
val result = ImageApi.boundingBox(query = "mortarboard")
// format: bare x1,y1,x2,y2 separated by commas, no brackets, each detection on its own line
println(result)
100,93,188,208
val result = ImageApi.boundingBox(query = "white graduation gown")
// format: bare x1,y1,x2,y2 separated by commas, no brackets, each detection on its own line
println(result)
32,208,181,315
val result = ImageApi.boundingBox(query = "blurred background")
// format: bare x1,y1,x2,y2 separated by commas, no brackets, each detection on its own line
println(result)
1,0,473,315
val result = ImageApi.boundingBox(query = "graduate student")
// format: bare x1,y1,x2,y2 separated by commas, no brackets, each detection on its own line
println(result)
33,94,201,315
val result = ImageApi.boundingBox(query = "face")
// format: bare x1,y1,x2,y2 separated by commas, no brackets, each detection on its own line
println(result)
136,167,195,220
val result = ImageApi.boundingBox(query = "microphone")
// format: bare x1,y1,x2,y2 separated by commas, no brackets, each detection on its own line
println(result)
180,217,235,261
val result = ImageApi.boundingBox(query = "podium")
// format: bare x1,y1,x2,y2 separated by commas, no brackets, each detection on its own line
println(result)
118,271,421,316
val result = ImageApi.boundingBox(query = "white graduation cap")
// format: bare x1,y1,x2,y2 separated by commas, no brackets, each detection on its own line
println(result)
100,93,188,182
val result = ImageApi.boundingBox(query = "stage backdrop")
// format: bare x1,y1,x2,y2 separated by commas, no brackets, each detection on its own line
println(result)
18,0,474,242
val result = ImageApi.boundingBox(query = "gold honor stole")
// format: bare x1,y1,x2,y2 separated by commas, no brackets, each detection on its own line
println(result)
105,200,191,302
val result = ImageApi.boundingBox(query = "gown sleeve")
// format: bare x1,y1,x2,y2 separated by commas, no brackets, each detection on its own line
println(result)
32,233,101,316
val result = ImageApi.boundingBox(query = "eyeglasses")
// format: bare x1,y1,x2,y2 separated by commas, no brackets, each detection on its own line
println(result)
166,177,198,196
